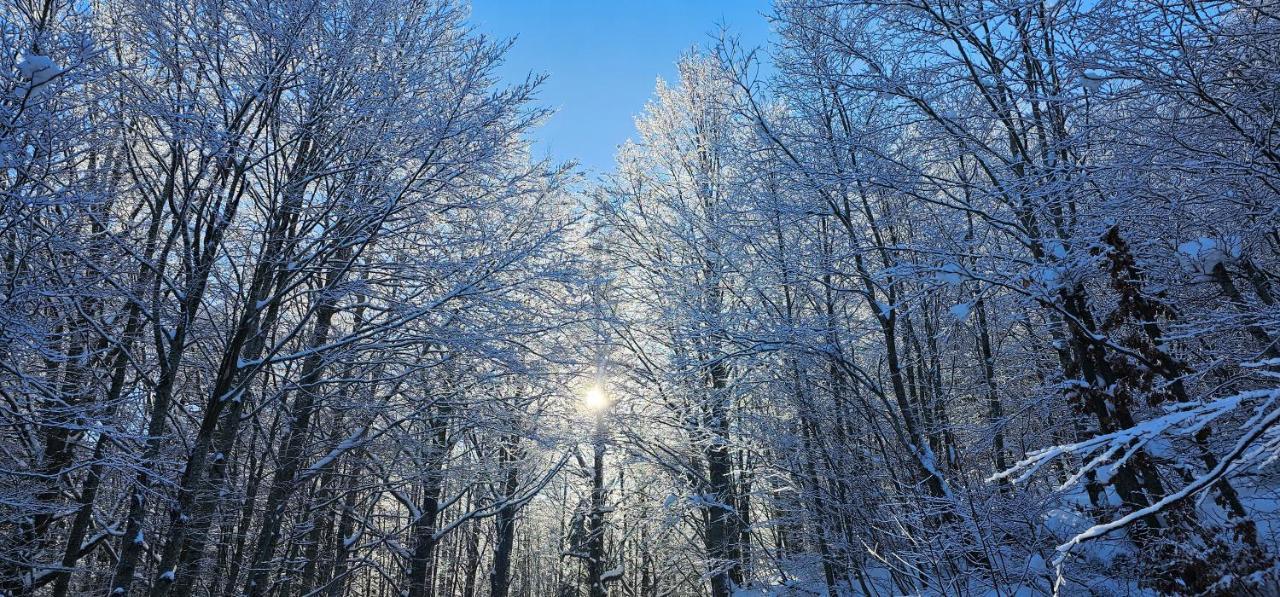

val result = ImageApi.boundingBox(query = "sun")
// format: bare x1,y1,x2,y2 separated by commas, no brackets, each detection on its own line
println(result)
582,385,608,411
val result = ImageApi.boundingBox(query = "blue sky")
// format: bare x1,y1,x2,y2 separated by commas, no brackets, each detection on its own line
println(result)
469,0,774,174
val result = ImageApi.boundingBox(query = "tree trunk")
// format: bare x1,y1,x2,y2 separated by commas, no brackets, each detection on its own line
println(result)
244,291,342,595
405,406,451,597
490,437,523,597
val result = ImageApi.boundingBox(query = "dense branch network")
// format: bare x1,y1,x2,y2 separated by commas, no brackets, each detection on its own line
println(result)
2,1,1279,596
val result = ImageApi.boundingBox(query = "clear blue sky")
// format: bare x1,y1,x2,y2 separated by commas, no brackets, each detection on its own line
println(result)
469,0,774,174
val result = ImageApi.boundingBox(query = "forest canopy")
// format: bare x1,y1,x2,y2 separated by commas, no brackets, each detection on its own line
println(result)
2,1,1279,596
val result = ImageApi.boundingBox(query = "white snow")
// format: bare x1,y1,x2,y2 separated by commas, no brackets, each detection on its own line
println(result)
1046,238,1068,259
949,302,972,321
601,566,623,582
1027,265,1062,295
1030,266,1059,285
935,262,965,285
686,493,736,512
1178,236,1240,273
19,54,60,87
15,54,61,98
1081,69,1108,93
302,427,368,478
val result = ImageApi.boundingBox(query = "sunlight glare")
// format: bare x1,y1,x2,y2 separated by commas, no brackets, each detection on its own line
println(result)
582,385,608,411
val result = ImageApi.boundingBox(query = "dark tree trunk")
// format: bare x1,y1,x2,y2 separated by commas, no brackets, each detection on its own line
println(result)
405,406,451,597
490,438,523,597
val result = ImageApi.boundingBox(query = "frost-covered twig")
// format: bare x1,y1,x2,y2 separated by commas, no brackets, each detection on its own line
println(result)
990,384,1280,563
